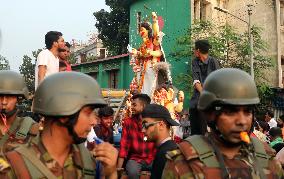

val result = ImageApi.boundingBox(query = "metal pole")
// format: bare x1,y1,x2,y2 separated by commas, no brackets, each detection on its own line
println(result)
248,4,254,80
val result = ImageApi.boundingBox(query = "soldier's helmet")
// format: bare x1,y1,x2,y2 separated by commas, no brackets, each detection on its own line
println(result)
0,70,29,99
32,72,106,116
198,68,259,110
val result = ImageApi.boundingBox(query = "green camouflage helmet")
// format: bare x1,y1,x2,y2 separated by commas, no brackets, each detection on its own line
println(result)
198,68,259,110
32,72,106,116
0,70,29,99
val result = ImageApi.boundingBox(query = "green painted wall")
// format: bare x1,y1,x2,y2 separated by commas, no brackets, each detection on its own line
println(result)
129,0,191,107
72,56,131,89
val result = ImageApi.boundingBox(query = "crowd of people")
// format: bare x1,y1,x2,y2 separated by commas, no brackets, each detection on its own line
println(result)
0,30,283,179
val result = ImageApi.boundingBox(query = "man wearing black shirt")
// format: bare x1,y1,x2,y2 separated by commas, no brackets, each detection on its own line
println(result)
190,40,220,135
141,104,179,179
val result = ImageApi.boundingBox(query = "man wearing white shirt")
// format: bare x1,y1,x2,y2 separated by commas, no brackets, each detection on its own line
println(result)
35,31,65,89
265,110,277,128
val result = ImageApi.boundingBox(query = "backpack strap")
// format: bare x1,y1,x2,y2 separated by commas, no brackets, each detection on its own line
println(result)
77,144,96,178
15,117,35,140
251,137,270,168
15,145,57,179
183,135,219,167
5,150,31,179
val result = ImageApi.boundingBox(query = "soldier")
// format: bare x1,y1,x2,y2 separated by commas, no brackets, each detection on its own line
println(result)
0,70,37,153
162,68,283,178
1,72,118,178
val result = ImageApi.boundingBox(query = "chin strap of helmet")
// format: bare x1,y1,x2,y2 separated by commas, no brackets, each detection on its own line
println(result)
1,108,18,118
60,112,87,144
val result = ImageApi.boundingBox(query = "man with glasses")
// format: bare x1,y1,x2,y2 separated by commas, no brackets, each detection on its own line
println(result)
117,94,156,179
141,104,179,179
190,39,220,135
162,68,283,178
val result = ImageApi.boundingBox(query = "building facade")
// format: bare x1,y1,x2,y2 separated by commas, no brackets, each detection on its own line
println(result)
72,54,131,89
191,0,284,87
71,39,107,64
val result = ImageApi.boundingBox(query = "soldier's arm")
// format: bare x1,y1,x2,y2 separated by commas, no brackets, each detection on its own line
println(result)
162,149,197,179
162,160,179,179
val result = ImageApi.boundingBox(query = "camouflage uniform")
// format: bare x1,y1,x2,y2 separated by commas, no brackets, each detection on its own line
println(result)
0,72,112,179
0,135,96,179
0,116,38,152
162,136,284,179
0,71,38,172
163,68,284,179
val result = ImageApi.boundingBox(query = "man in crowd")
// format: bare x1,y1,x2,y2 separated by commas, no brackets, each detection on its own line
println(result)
0,70,38,154
163,68,283,178
35,31,65,89
2,72,118,178
94,106,114,143
58,42,72,71
141,104,178,179
117,94,156,179
269,127,284,153
189,39,220,135
265,110,277,128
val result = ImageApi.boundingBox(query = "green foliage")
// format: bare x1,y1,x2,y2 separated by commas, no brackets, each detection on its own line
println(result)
172,21,274,109
93,0,129,55
19,49,42,112
0,55,10,70
256,84,274,112
68,53,77,64
19,49,42,95
172,21,273,86
86,55,99,62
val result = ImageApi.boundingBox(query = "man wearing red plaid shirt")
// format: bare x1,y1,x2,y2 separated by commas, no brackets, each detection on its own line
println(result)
117,94,156,179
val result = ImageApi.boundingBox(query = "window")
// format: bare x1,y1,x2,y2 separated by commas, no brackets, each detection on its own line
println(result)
137,12,141,34
194,0,201,20
108,70,119,89
194,0,212,21
99,49,106,59
80,53,86,63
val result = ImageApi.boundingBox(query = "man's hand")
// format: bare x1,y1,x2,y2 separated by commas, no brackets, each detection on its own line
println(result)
194,82,203,93
93,142,118,178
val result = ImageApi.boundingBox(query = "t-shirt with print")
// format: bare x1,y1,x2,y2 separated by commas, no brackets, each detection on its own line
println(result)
35,49,59,89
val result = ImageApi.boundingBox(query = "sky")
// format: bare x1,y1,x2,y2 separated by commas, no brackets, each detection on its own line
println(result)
0,0,108,71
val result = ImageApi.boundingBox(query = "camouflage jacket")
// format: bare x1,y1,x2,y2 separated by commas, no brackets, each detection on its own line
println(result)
0,116,38,152
162,137,284,179
0,135,96,179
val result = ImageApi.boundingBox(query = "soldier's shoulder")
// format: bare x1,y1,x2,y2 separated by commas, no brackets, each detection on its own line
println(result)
166,140,199,161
